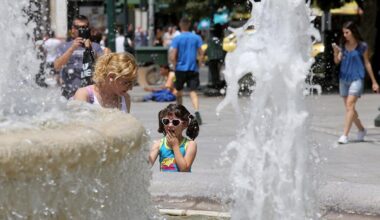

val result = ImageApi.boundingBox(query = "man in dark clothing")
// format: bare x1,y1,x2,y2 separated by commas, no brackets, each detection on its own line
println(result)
206,24,225,89
54,15,103,99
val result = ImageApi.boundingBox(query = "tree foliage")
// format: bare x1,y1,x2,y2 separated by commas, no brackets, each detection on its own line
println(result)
156,0,366,22
157,0,363,18
157,0,250,21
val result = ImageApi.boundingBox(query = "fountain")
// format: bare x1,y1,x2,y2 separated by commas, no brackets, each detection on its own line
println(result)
218,0,319,219
0,0,155,219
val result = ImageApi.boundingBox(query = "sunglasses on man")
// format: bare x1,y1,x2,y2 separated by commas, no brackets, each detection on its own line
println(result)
73,25,89,29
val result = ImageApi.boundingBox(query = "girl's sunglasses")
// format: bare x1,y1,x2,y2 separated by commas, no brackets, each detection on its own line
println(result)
162,118,182,126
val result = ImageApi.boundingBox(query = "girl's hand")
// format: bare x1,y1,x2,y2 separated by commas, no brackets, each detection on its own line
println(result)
166,130,179,148
332,43,342,64
148,140,160,166
71,37,83,50
332,43,341,53
84,39,91,48
373,82,379,93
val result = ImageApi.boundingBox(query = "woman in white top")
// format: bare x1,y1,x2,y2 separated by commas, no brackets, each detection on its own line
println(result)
74,52,137,113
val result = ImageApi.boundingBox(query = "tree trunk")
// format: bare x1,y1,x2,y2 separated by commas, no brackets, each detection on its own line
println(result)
371,1,380,79
357,0,380,83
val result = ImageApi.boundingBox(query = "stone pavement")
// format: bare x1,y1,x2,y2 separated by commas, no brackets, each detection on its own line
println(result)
129,85,380,218
310,94,380,217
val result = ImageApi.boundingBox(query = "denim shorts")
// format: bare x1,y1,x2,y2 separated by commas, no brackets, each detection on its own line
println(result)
339,79,364,97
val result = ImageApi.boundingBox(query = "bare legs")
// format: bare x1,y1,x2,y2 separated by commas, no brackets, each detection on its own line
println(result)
176,90,183,105
176,90,202,124
342,95,365,136
176,90,199,111
189,91,199,111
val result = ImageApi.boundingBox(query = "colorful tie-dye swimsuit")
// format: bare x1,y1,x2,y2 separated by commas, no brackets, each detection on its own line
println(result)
159,137,190,172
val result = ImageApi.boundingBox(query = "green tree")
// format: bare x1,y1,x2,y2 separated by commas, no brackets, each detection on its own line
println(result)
157,0,249,21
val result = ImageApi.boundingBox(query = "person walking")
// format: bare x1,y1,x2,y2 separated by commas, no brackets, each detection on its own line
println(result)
205,24,225,89
134,26,148,47
123,24,135,55
115,26,125,53
163,26,180,48
90,28,111,54
170,17,204,125
333,21,379,144
54,15,103,99
42,31,63,86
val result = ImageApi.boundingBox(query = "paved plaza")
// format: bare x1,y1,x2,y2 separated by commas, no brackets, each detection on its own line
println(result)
129,84,380,218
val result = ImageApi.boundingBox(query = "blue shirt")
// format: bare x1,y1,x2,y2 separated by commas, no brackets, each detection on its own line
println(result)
171,32,202,72
340,42,367,82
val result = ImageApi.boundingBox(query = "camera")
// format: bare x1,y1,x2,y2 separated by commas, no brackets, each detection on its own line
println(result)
78,27,90,39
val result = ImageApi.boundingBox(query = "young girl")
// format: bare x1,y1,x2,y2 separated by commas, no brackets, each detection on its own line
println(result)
149,104,199,172
333,21,379,144
74,52,137,113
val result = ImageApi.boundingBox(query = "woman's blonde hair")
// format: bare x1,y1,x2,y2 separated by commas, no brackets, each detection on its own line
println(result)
93,52,138,85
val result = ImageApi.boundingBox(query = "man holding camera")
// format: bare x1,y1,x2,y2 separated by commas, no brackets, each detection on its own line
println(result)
54,15,103,99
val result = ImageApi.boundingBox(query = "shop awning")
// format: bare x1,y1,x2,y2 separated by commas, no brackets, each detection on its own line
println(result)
311,1,359,16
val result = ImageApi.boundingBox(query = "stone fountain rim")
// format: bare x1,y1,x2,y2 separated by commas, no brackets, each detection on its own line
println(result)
0,109,147,180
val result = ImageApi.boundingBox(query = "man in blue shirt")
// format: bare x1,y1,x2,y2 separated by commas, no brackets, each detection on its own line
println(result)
54,15,103,99
170,17,204,125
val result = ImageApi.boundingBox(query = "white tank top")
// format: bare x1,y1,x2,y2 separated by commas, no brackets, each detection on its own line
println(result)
86,85,128,113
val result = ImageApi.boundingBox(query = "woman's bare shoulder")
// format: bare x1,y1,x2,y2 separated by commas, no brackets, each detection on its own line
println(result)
74,87,89,101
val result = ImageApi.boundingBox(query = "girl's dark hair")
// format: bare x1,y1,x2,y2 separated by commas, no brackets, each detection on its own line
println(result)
157,104,199,140
342,21,363,44
160,64,170,70
90,28,103,43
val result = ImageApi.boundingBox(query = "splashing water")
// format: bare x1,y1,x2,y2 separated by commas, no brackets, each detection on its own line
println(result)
217,0,318,219
0,1,156,219
0,0,69,130
0,0,58,114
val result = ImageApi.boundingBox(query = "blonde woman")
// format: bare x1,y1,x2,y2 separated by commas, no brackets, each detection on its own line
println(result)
74,52,138,113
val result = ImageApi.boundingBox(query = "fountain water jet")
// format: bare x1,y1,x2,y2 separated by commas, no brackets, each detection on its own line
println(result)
0,1,156,219
218,0,319,219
